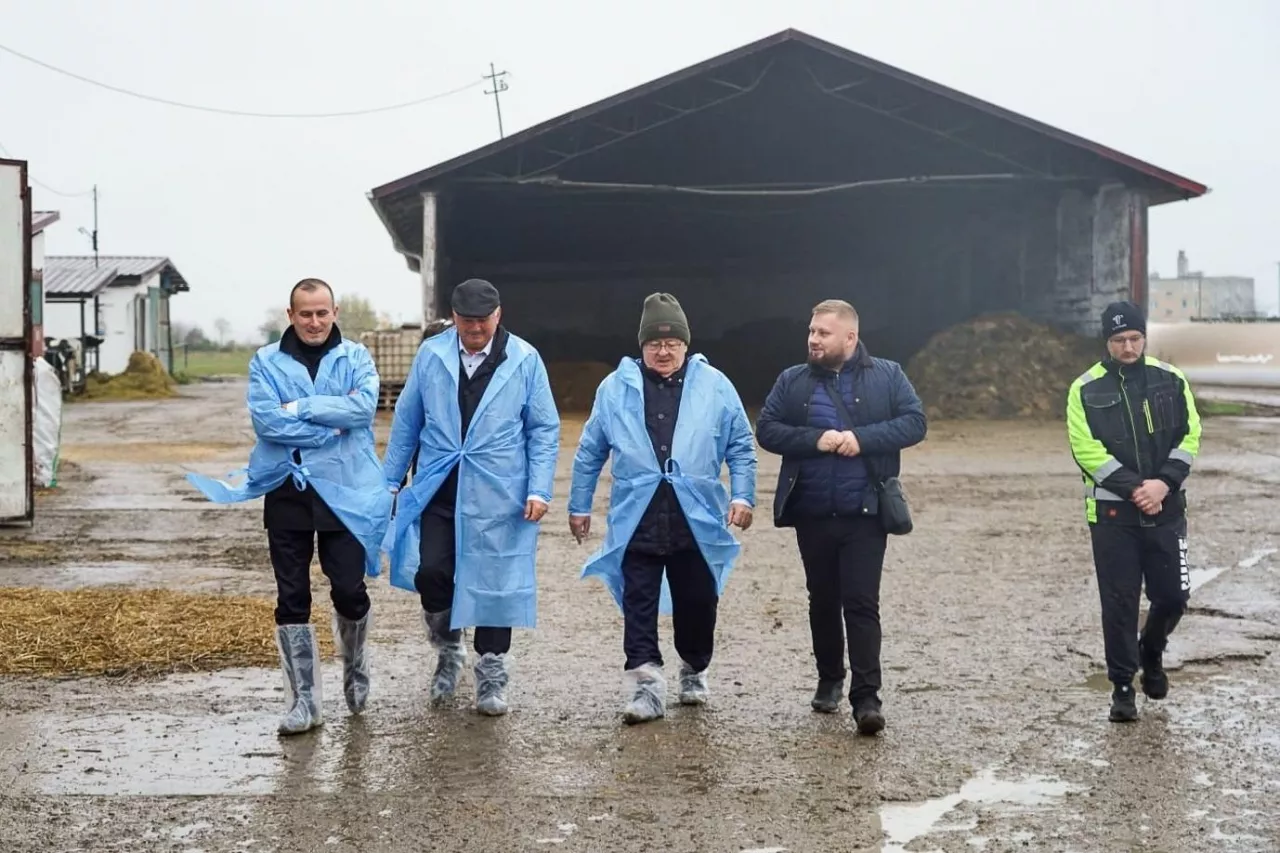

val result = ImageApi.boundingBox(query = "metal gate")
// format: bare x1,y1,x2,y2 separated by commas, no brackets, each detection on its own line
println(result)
0,158,34,524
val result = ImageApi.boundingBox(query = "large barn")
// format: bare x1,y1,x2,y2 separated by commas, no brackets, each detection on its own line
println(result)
367,29,1207,403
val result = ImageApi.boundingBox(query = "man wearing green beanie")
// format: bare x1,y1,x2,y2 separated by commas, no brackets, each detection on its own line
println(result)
570,292,758,724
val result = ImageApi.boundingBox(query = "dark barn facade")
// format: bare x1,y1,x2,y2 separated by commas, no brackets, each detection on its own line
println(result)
368,29,1207,403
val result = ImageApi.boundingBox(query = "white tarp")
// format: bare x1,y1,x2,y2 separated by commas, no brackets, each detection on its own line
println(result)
33,356,62,487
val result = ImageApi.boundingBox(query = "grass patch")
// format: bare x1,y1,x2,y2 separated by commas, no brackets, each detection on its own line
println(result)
1198,399,1250,417
0,587,333,678
175,348,254,378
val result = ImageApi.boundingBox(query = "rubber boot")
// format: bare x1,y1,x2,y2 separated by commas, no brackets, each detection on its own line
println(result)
811,678,843,714
423,609,466,703
276,624,323,735
333,610,371,714
622,663,666,725
474,652,510,716
678,662,709,706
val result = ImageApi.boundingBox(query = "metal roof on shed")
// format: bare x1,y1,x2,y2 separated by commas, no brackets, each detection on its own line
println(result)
369,29,1208,268
31,210,60,235
46,255,190,293
43,259,119,298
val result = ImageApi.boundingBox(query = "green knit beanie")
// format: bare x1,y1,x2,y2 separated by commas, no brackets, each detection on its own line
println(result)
637,292,690,346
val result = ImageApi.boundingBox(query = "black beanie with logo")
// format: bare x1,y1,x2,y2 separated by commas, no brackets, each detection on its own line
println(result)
1101,301,1146,339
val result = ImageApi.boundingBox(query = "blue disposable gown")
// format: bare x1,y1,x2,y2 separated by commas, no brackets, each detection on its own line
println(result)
380,328,560,631
185,338,394,578
569,354,757,614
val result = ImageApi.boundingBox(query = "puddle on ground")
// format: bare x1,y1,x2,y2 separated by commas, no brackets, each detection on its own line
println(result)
1,710,286,795
877,767,1083,853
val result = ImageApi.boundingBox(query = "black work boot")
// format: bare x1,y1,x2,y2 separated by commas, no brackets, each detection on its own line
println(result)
1109,682,1138,723
852,696,885,736
811,678,843,714
1139,637,1169,700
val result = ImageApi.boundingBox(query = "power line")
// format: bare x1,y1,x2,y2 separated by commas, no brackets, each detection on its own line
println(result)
0,41,484,118
0,140,95,197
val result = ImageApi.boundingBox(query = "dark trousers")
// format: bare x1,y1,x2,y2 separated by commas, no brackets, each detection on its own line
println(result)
794,515,888,704
1091,519,1190,684
268,528,370,626
622,547,718,672
417,509,511,656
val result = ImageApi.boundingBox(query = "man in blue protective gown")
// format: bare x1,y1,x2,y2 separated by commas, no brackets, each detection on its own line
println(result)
569,293,757,725
186,279,393,735
382,279,560,717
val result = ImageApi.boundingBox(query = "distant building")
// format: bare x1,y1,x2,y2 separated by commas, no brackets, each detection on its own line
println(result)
42,255,190,376
1148,250,1255,321
29,210,60,357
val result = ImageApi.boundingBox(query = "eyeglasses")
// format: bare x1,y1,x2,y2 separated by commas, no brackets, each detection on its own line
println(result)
1109,334,1145,347
643,340,685,353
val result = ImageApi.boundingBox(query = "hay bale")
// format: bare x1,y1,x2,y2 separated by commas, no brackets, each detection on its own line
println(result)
906,312,1100,421
80,351,176,401
0,587,333,679
546,361,613,412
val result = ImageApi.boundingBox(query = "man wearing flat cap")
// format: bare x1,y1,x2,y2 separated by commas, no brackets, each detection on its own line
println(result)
569,292,757,724
1067,300,1202,723
382,278,560,716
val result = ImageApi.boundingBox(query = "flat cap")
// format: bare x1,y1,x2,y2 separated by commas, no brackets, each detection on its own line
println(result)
450,278,500,318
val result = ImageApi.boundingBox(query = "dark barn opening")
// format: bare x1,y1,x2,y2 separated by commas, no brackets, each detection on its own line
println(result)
369,30,1205,406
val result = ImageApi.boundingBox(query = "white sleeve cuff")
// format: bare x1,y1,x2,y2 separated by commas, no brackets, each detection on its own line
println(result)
284,401,299,416
730,499,753,508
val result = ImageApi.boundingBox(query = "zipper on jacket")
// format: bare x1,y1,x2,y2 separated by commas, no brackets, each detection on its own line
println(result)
1143,399,1154,434
1119,371,1144,475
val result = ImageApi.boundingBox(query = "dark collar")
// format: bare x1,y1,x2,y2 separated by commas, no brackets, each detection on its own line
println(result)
808,340,870,377
280,324,341,358
639,358,688,386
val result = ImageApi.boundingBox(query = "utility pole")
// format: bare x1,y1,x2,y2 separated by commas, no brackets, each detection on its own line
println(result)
91,184,98,268
77,184,99,268
483,62,509,139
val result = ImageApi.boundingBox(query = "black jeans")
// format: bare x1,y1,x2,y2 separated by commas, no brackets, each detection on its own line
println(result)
1091,518,1190,684
268,528,370,626
794,515,888,704
622,548,718,672
417,508,512,656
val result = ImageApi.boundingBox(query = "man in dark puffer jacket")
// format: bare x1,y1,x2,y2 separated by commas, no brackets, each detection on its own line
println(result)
757,298,927,735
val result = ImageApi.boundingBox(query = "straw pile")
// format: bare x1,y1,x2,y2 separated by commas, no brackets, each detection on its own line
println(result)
546,361,613,412
0,587,333,678
906,312,1100,420
81,351,176,401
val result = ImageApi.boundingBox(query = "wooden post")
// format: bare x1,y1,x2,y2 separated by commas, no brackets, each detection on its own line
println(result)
421,191,438,326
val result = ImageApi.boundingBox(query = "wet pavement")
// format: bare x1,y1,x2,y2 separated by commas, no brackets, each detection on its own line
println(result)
1,381,1278,852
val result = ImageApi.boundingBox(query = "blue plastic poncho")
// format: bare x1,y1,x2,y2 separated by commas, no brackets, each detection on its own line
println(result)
569,354,757,614
380,328,560,631
185,338,393,578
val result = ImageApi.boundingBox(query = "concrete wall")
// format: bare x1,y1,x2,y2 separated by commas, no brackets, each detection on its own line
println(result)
1148,275,1256,320
1019,184,1144,335
443,183,1143,403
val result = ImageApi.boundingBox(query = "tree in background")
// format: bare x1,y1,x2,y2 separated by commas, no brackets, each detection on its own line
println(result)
214,318,232,345
259,309,286,344
337,294,380,335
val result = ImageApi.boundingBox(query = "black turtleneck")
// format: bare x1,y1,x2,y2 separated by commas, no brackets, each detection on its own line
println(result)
263,324,344,532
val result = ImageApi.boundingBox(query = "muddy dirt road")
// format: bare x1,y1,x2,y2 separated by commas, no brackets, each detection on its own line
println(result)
1,381,1278,852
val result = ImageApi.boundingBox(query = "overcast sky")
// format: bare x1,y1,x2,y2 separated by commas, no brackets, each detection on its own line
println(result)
3,0,1276,341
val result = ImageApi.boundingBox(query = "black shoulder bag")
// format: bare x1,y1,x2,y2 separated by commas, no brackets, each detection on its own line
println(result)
821,377,914,536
